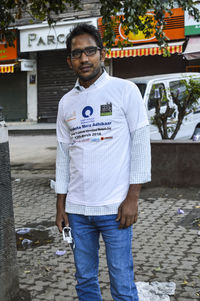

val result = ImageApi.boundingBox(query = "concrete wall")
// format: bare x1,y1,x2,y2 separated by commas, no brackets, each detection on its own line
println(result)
14,0,101,26
148,140,200,187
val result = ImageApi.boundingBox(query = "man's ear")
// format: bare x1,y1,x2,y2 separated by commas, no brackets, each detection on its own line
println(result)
67,57,72,69
100,48,106,62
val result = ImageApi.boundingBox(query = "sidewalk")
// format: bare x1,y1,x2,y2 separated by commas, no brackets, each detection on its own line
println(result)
7,122,56,135
9,134,57,170
8,132,200,300
12,171,200,301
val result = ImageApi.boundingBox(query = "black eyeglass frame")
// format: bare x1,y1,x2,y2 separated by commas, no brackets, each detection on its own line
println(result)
70,46,101,59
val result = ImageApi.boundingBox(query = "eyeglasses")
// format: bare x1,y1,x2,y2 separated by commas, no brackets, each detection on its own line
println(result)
70,46,101,59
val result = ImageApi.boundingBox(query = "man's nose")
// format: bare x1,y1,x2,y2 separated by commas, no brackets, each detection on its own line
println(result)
80,51,89,62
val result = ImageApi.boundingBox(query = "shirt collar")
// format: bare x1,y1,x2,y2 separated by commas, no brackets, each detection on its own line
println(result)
74,69,109,92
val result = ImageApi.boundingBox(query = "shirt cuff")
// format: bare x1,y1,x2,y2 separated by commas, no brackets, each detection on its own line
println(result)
55,141,70,194
129,125,151,184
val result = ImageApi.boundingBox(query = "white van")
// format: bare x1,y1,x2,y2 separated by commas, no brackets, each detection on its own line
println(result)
128,72,200,140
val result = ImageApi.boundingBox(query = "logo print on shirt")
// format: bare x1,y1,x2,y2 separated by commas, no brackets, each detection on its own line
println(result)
82,106,93,118
66,111,76,122
100,103,112,116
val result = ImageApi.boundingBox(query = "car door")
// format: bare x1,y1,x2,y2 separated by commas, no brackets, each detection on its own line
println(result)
146,82,169,139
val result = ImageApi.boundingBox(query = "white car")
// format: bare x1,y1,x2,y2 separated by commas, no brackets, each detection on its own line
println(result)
193,127,200,141
128,72,200,140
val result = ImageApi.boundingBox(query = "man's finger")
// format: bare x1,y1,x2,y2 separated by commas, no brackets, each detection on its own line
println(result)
56,215,64,233
119,215,126,229
134,214,138,224
57,221,63,233
116,206,122,222
125,216,133,228
63,214,69,227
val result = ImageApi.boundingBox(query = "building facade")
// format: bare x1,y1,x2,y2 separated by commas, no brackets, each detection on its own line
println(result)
18,18,97,123
183,3,200,72
0,1,100,122
0,32,28,121
1,3,198,123
98,8,187,79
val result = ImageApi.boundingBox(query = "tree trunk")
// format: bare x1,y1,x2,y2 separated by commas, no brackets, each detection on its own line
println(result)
0,121,19,301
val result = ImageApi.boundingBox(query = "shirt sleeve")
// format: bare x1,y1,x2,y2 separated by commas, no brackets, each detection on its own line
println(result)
129,125,151,184
55,141,70,194
123,82,149,134
56,98,71,144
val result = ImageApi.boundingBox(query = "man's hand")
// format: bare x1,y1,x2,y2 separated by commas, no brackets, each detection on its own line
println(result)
116,184,141,229
56,194,69,233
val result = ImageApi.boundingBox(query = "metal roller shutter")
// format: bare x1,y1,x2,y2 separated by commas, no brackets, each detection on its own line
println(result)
38,50,76,123
0,72,27,121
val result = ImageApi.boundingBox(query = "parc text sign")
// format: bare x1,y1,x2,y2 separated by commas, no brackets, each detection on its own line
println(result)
19,18,97,52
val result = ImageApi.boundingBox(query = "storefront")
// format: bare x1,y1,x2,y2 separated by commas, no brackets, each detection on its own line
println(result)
98,8,186,78
0,34,27,121
183,4,200,72
19,18,97,123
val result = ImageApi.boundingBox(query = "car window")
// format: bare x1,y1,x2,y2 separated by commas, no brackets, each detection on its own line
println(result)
148,83,167,110
135,83,147,98
169,80,187,102
193,77,200,84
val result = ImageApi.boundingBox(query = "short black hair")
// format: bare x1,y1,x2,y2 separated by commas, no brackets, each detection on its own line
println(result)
66,23,103,57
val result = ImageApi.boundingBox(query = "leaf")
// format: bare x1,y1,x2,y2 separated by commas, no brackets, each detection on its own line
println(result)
1,0,200,54
24,270,31,274
182,279,188,285
154,267,161,271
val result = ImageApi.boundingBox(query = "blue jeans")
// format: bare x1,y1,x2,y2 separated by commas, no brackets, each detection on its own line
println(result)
68,214,139,301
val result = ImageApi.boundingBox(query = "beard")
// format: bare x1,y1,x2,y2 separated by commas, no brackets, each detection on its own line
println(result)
77,64,102,82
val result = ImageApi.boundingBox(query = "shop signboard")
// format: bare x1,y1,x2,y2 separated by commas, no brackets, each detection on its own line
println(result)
19,18,97,52
98,8,184,46
0,37,17,61
20,59,36,71
185,4,200,35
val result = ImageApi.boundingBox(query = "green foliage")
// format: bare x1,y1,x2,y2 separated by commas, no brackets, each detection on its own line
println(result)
0,0,200,48
0,0,81,46
0,0,16,46
99,0,200,49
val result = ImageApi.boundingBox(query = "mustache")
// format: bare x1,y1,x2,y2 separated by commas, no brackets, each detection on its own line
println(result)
79,63,93,68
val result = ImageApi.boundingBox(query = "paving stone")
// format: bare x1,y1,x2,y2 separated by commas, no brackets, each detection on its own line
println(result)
12,175,200,301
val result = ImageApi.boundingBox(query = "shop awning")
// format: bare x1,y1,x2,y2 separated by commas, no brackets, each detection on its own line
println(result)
183,37,200,60
0,64,15,73
106,41,184,58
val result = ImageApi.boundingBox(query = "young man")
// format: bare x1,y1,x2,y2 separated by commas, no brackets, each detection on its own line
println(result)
55,24,151,301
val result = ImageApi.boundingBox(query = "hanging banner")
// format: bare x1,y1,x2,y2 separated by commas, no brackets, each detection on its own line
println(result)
98,8,184,46
106,42,183,58
0,64,15,73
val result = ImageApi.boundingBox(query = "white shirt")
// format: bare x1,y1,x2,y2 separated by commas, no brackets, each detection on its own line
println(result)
56,71,149,207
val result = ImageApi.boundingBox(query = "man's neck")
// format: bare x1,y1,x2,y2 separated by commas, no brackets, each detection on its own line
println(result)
79,69,103,89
